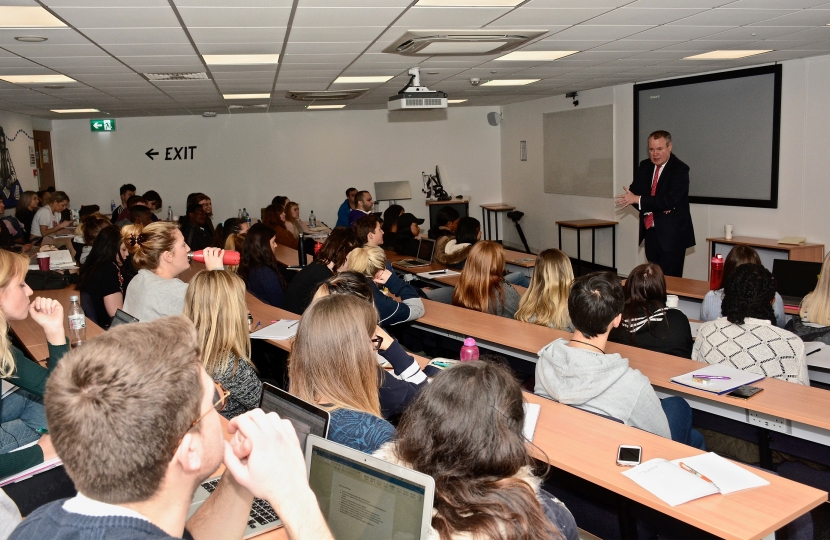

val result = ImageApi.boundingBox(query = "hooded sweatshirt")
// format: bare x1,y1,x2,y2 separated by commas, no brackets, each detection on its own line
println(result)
534,338,671,439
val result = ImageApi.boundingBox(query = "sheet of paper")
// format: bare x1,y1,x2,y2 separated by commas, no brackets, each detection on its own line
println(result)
0,457,62,487
416,269,460,279
671,363,764,394
671,453,769,495
622,458,719,507
1,380,18,399
523,403,541,442
250,319,300,340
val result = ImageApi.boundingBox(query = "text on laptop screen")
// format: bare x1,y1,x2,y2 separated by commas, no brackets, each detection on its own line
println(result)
308,447,425,540
417,239,434,262
260,391,327,451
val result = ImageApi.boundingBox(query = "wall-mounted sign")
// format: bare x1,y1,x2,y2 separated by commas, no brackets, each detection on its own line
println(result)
90,119,115,132
145,146,197,161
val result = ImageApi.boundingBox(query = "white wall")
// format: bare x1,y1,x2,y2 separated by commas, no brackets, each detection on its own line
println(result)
51,107,503,227
500,54,830,281
0,110,39,199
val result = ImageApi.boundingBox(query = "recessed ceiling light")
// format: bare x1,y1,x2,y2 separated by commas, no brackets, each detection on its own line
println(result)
51,108,99,113
683,50,772,60
416,0,523,6
0,7,65,28
223,93,270,99
448,99,467,104
0,74,76,84
333,76,394,84
481,79,539,86
203,54,279,65
14,36,48,43
497,50,579,61
307,105,346,110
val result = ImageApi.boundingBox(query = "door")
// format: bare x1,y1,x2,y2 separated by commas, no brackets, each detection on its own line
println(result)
33,130,54,190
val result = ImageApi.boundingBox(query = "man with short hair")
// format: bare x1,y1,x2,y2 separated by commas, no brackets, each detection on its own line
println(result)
348,191,373,226
615,130,695,277
11,317,332,540
535,272,696,444
353,215,383,248
181,204,212,251
112,184,136,222
336,187,358,228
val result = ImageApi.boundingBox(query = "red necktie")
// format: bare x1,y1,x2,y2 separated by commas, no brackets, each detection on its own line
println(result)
644,164,662,230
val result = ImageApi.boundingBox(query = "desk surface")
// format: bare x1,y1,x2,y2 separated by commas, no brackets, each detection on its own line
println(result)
555,219,619,228
706,236,824,251
426,199,469,205
664,275,799,315
480,203,515,211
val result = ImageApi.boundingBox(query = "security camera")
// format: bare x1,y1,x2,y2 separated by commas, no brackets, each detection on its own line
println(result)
566,91,579,106
470,77,481,86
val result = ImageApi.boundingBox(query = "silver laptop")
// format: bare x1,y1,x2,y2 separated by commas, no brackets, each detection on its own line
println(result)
396,238,436,268
188,384,330,538
305,434,435,540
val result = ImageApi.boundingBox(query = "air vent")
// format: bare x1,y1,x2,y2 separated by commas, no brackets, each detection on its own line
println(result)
384,30,547,56
144,72,209,81
285,89,369,102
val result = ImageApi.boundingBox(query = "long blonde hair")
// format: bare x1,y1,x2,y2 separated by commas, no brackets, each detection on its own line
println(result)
346,246,386,278
801,252,830,325
183,270,253,378
0,251,31,377
289,294,381,416
452,241,505,313
121,222,179,271
284,202,302,239
515,249,573,330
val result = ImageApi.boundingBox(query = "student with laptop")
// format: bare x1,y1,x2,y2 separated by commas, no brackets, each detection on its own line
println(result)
346,246,425,326
693,264,809,385
700,246,785,327
376,360,578,540
535,272,704,448
11,316,333,540
184,270,262,420
792,252,830,344
393,213,425,257
515,248,574,331
453,241,521,319
289,295,396,453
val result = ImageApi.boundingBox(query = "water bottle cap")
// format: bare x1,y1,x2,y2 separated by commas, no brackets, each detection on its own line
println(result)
463,337,476,347
69,295,78,301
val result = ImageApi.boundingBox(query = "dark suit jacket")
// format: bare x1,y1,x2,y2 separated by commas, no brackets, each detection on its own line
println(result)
629,153,695,251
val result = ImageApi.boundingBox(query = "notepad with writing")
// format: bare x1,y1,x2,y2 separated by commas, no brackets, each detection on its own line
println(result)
250,319,299,340
623,453,768,506
670,364,763,394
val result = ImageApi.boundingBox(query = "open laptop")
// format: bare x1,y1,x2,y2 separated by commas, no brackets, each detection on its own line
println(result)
188,384,330,538
305,434,435,540
772,259,822,307
395,238,436,268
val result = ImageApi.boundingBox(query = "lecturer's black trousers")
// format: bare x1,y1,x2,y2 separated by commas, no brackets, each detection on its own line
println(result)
644,232,687,277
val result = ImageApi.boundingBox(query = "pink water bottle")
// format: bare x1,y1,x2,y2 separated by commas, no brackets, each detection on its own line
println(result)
188,250,241,265
460,337,480,362
710,254,724,290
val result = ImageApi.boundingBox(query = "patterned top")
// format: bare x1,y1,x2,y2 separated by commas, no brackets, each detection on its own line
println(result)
328,409,396,454
213,354,262,420
692,317,809,385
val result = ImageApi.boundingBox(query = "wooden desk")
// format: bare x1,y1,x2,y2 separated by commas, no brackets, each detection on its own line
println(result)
479,203,515,243
707,236,824,265
556,219,618,274
274,244,312,267
662,276,799,316
504,249,536,268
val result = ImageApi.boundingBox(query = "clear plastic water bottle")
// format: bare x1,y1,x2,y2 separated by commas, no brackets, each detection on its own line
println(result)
110,199,116,213
68,295,86,347
460,337,480,362
237,208,242,219
72,209,79,226
309,210,317,228
245,208,251,226
167,205,173,222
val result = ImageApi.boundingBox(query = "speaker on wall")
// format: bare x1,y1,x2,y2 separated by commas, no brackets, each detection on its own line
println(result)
487,112,501,126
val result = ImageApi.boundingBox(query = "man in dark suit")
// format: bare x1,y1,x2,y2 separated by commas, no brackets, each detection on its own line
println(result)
615,130,695,277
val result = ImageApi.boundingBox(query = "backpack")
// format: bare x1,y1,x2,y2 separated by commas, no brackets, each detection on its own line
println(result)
25,270,73,290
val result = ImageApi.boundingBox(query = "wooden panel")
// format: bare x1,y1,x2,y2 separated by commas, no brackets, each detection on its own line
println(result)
556,219,618,229
479,204,515,211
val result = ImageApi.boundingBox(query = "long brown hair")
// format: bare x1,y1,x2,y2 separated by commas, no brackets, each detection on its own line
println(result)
289,294,381,416
394,362,562,540
121,222,179,271
722,245,762,286
515,249,572,329
452,241,505,313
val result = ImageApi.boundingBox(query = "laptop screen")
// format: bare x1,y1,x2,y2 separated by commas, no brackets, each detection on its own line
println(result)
259,384,328,451
308,445,427,540
417,238,435,262
772,259,822,298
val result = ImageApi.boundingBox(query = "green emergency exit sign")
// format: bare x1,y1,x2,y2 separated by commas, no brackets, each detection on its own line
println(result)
90,119,115,132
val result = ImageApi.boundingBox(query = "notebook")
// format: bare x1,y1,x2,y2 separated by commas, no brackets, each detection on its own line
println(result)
250,319,299,340
395,238,436,268
0,441,63,487
772,259,822,307
305,435,436,540
670,364,764,395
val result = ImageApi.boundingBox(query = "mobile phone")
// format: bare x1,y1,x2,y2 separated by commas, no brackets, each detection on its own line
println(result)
616,445,642,467
726,385,764,400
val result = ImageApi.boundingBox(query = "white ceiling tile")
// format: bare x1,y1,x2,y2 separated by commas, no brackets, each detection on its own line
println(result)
669,8,799,27
526,0,631,7
207,64,275,72
120,55,202,66
279,62,344,70
292,7,405,28
133,64,207,71
725,0,828,8
45,0,170,5
788,39,830,50
82,28,191,44
196,42,281,55
36,56,123,67
280,53,358,64
394,7,510,27
284,42,368,54
748,9,830,26
274,82,330,90
773,26,830,40
624,25,725,40
587,8,709,26
0,56,42,68
178,7,291,28
591,40,684,51
212,70,275,79
545,25,654,41
52,7,182,29
60,66,136,75
2,44,106,57
289,26,387,42
0,28,89,46
174,0,293,5
300,0,412,5
0,66,59,75
701,25,807,40
189,27,286,44
268,69,341,77
487,8,609,27
103,44,198,56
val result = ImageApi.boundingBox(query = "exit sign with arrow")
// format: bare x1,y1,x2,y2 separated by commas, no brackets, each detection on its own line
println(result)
90,119,115,132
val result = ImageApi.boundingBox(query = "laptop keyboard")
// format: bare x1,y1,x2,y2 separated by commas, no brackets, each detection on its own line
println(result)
201,479,281,529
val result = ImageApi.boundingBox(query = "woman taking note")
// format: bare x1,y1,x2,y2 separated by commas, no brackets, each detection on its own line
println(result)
515,249,574,331
452,241,521,319
30,191,72,239
121,222,224,321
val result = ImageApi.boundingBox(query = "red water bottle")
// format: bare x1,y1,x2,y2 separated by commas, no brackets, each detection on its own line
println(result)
460,337,480,362
710,254,724,290
188,250,241,266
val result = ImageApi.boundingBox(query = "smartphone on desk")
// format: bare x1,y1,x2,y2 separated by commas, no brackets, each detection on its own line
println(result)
726,385,764,400
616,445,642,467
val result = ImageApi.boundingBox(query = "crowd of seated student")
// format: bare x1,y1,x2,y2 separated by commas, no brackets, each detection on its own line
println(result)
72,212,110,265
380,203,404,248
346,246,425,326
353,214,385,249
110,183,135,222
121,222,223,321
791,251,830,344
434,216,480,267
114,195,148,227
453,241,521,319
180,203,213,251
31,191,72,240
336,187,358,228
212,217,248,256
701,245,786,327
376,360,578,540
348,190,374,226
77,226,135,328
515,248,574,332
183,270,262,420
392,213,424,257
238,223,287,308
609,263,693,358
13,191,39,242
262,202,298,250
427,206,460,241
142,189,162,213
693,263,809,385
284,227,358,314
535,272,705,449
284,201,310,238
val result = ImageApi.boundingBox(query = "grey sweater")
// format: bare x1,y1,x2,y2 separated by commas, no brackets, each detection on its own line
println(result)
534,338,671,439
122,269,188,322
489,281,521,319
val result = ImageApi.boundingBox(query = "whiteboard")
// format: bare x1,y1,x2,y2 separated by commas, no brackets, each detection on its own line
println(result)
543,105,613,198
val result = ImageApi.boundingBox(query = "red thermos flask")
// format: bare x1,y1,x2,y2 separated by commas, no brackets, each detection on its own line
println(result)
188,250,241,266
710,254,724,290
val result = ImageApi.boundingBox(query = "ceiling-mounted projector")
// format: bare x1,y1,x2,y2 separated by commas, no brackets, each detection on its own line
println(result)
388,67,447,111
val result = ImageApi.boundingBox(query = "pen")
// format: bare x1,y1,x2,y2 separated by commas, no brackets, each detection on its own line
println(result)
429,270,447,275
807,348,821,356
254,322,261,331
287,321,299,328
678,462,716,485
692,375,731,380
36,427,49,435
